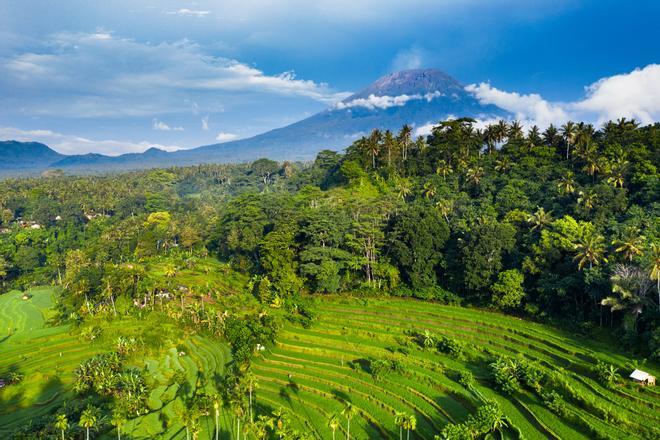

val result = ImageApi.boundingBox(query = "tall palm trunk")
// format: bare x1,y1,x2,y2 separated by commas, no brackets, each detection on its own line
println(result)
407,428,410,440
86,427,90,440
399,426,403,440
249,386,253,422
61,430,65,440
346,419,350,440
215,409,219,440
117,426,121,440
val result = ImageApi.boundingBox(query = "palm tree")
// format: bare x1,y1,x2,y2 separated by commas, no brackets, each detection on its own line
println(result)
79,406,98,440
398,124,413,161
508,120,523,139
494,120,508,145
272,407,288,440
396,177,412,201
244,370,258,422
577,190,598,212
422,330,436,349
111,407,126,440
231,397,245,440
341,402,357,439
613,228,645,262
465,166,484,185
422,181,437,200
213,395,222,440
54,413,68,440
557,171,576,195
527,207,553,232
574,231,607,270
494,157,513,173
649,243,660,311
483,125,497,155
328,413,340,440
164,264,177,278
366,129,382,169
435,160,453,180
603,265,653,328
403,414,417,440
394,412,406,440
435,199,454,224
486,404,508,439
560,121,577,160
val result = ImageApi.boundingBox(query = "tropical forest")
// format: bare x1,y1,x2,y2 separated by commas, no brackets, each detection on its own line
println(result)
1,117,659,439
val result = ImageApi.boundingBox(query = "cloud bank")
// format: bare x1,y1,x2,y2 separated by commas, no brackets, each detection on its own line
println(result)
465,64,660,128
153,120,184,131
1,31,350,118
216,132,239,143
336,91,443,110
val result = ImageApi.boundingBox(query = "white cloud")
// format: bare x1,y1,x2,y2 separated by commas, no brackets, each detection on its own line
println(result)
390,47,427,72
574,64,660,125
216,132,239,143
152,119,184,131
0,126,182,155
201,116,210,130
465,64,660,128
167,9,211,18
336,91,443,110
0,31,350,118
465,83,569,127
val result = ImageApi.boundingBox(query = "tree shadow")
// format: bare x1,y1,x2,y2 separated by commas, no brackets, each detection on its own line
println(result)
331,389,352,403
279,387,292,404
287,378,300,394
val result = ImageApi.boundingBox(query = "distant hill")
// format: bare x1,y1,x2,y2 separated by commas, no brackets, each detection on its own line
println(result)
0,68,510,175
0,141,65,172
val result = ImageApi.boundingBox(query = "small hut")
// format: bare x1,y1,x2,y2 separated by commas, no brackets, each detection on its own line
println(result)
629,369,656,386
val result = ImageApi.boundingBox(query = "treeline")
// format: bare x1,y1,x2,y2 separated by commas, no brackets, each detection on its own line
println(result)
0,117,658,357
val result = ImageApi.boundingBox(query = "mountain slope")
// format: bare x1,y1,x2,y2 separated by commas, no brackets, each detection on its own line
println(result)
0,69,510,173
0,141,65,171
175,68,509,162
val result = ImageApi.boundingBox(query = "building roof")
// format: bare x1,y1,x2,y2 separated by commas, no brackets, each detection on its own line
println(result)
630,369,650,381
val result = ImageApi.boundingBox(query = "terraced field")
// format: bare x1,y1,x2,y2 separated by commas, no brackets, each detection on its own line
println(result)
252,297,660,439
0,287,233,439
3,290,659,439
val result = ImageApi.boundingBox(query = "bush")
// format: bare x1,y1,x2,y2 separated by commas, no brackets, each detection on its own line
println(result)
593,361,620,387
459,370,475,388
542,391,567,416
489,357,520,394
392,286,461,304
437,335,465,358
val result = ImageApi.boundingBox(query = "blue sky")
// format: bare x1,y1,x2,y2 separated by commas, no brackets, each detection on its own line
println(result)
0,0,658,155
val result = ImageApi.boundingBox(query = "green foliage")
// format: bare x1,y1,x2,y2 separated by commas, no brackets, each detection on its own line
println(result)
436,335,465,358
593,360,621,387
387,203,449,288
491,269,525,309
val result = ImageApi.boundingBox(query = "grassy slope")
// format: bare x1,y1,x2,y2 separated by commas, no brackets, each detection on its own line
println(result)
251,296,659,440
2,287,658,439
0,257,247,439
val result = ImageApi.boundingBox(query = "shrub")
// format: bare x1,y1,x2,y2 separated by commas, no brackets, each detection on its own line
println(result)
518,360,545,394
459,370,475,388
437,335,464,358
593,361,620,387
542,391,567,416
489,357,520,394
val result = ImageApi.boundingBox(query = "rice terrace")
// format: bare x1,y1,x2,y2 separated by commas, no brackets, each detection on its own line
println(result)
2,284,659,438
1,1,660,439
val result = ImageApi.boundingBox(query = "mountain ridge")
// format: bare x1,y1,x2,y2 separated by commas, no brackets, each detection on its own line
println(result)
0,68,511,174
